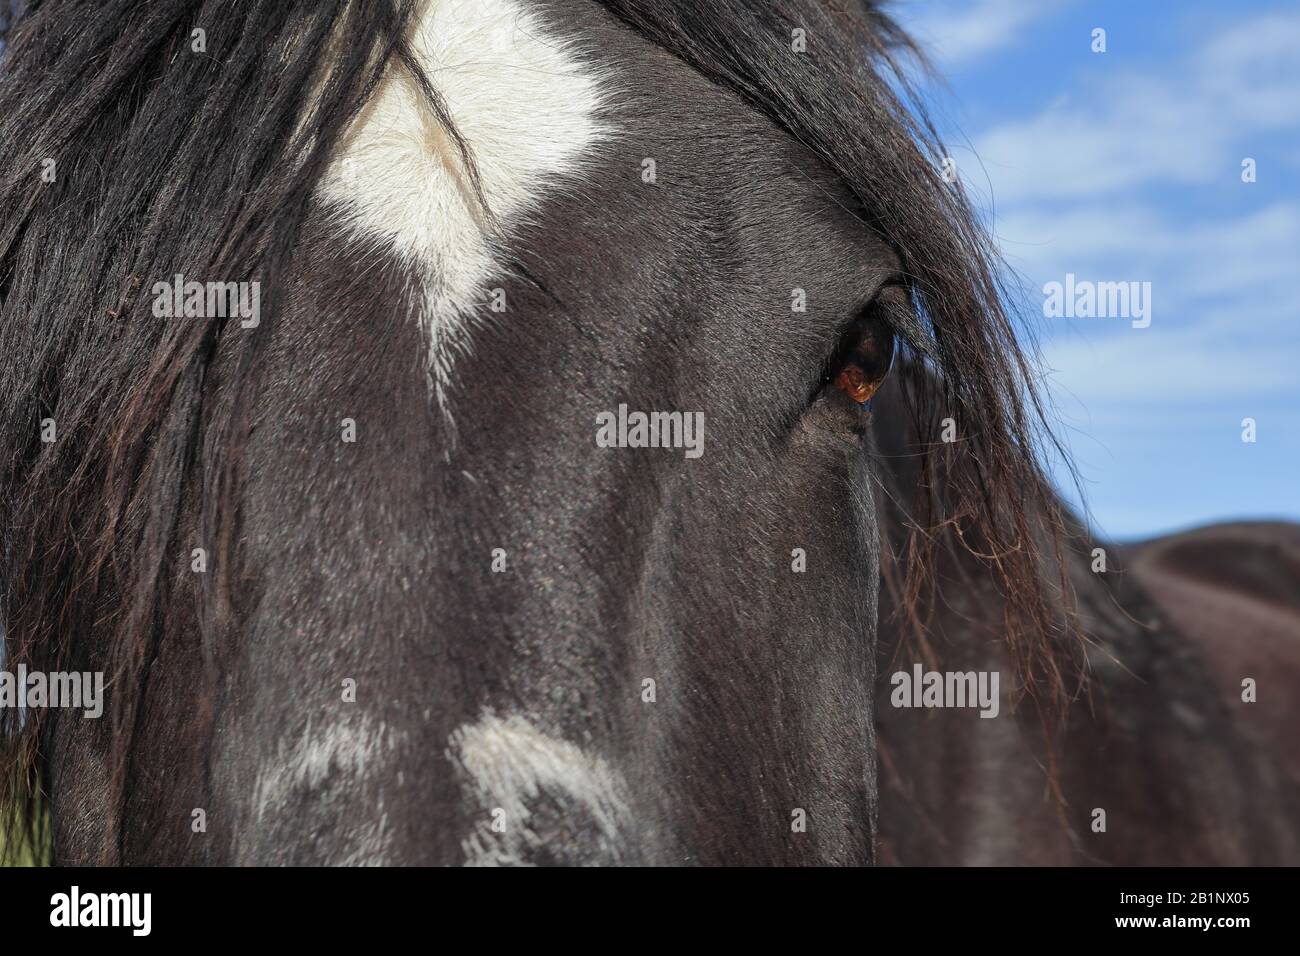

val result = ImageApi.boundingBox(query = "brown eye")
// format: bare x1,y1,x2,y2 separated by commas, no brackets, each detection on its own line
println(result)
832,316,895,404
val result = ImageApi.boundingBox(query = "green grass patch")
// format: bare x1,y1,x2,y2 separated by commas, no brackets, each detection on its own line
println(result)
1,800,49,867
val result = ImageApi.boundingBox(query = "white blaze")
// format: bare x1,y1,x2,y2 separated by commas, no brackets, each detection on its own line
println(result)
448,710,632,866
317,0,610,408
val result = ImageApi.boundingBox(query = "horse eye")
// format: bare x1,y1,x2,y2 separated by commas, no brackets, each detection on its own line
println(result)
831,314,896,404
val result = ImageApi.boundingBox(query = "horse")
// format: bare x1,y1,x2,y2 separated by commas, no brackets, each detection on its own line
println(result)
0,0,1295,865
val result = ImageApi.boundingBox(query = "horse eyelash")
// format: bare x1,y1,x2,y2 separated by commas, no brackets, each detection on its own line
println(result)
872,281,935,359
822,282,911,380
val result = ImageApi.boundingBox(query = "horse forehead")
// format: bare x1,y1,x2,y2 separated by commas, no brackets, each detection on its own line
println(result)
317,0,611,399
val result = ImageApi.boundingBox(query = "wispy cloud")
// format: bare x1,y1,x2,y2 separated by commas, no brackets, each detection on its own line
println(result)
931,5,1300,535
897,0,1074,69
974,12,1300,411
971,10,1300,202
999,201,1300,312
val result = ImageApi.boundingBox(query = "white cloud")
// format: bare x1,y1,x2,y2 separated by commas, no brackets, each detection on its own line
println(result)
899,0,1073,69
1013,198,1300,431
938,7,1300,536
998,202,1300,312
961,11,1300,444
970,11,1300,202
1042,330,1296,409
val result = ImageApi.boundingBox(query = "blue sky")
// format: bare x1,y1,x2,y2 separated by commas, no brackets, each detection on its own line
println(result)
892,0,1299,540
